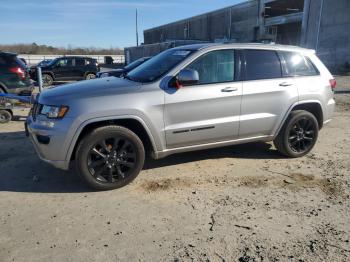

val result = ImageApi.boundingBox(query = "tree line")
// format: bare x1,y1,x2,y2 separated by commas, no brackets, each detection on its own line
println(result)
0,43,124,55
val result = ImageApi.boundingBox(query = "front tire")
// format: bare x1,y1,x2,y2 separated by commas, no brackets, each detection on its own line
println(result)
75,126,145,190
85,73,96,80
42,73,54,86
274,110,319,158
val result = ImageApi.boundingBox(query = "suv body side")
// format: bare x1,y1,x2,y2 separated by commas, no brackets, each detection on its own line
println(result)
26,44,335,171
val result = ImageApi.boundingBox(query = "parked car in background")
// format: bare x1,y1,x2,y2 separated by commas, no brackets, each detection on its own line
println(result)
30,56,100,86
0,51,32,95
19,58,28,66
97,57,151,78
27,43,335,190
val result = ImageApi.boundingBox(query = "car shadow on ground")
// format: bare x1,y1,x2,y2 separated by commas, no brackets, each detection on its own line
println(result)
144,142,284,170
0,131,284,194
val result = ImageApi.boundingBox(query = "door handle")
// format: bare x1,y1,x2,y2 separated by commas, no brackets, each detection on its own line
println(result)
279,82,293,87
221,87,238,92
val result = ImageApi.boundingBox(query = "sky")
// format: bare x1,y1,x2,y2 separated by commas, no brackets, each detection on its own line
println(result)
0,0,245,48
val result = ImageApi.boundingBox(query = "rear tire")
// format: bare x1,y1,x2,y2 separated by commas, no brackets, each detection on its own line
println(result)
75,125,145,191
274,110,319,158
0,110,12,124
42,74,54,86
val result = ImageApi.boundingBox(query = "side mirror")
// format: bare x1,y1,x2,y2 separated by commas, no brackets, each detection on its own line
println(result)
177,69,199,87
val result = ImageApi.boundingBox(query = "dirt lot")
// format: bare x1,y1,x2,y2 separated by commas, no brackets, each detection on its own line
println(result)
0,89,350,261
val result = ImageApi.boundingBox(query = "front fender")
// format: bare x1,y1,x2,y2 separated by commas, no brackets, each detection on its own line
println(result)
64,114,159,162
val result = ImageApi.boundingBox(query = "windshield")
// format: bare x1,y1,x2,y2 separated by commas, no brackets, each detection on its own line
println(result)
126,49,194,83
47,58,59,66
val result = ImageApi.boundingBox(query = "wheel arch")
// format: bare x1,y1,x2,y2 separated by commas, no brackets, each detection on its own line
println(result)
42,71,55,80
68,116,157,161
292,102,323,129
275,100,324,137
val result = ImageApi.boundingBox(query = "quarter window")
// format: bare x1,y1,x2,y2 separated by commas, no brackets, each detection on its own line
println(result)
185,49,235,85
279,52,318,76
244,50,282,81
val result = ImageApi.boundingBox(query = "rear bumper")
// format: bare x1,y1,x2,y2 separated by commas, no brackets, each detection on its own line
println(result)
323,98,336,125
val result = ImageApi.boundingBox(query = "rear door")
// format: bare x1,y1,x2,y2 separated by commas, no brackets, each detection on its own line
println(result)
164,49,242,149
239,49,298,138
72,58,86,79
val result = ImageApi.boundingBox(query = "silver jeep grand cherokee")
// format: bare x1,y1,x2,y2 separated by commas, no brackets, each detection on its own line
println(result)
26,43,336,190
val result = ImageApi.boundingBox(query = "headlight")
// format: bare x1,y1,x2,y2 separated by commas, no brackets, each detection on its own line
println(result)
41,105,69,119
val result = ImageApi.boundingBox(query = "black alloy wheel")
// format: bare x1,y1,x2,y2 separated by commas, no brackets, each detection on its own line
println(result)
76,126,145,190
87,137,137,183
274,110,319,158
288,117,317,153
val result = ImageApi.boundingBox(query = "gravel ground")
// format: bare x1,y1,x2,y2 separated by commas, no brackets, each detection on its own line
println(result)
0,88,349,261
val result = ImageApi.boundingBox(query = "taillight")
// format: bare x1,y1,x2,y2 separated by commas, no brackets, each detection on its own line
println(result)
329,79,336,91
9,67,26,80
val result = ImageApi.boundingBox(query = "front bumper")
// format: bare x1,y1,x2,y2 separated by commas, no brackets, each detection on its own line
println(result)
26,115,71,170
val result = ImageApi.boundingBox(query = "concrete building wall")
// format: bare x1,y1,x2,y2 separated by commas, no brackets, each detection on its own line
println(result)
303,0,350,71
143,1,259,44
130,0,350,71
124,40,207,64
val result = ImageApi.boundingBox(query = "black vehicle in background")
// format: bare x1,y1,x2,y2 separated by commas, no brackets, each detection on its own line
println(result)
0,52,32,95
30,56,100,86
37,59,52,67
97,57,151,78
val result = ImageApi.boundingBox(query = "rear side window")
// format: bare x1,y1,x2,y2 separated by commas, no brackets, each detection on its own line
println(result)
75,58,85,66
244,50,282,81
185,49,235,85
279,51,319,76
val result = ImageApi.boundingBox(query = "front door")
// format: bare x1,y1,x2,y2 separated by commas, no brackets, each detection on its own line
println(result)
164,49,242,149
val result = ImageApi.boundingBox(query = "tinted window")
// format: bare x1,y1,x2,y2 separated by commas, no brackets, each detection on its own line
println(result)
279,52,318,76
244,50,282,80
185,50,235,85
57,58,73,67
75,58,85,66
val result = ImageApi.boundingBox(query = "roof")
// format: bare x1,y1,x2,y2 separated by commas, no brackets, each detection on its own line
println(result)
174,43,315,54
0,51,17,56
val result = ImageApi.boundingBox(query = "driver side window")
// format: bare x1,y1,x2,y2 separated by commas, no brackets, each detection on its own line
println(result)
185,49,235,85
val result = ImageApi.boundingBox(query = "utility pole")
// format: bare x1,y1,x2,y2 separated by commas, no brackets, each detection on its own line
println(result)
136,9,139,46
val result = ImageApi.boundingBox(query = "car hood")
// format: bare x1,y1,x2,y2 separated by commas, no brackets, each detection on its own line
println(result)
38,77,140,105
